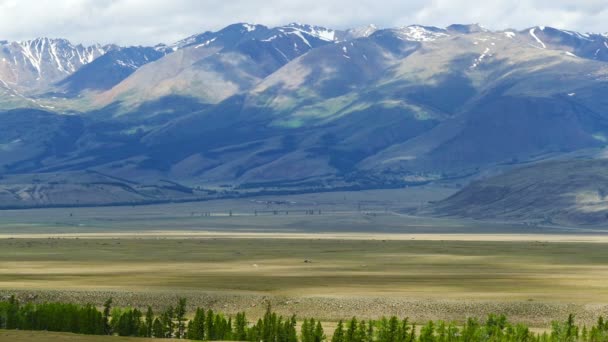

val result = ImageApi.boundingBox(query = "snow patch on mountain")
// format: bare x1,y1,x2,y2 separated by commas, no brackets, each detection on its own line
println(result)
561,29,593,41
288,30,312,48
471,47,491,68
565,51,577,58
529,28,546,48
395,25,449,42
242,23,258,32
281,23,337,42
194,37,217,49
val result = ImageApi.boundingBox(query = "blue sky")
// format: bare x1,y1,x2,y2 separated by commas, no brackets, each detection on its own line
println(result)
0,0,606,45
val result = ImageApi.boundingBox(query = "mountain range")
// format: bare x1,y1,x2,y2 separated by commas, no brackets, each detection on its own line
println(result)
1,22,608,225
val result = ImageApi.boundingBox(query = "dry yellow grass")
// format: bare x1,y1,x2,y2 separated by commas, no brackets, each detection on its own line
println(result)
2,233,608,327
2,236,608,303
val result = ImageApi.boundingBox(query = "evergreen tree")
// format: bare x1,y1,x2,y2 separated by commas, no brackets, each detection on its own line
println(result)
354,320,367,342
6,295,19,330
366,320,374,342
289,315,299,342
398,318,411,342
188,308,206,340
419,321,435,342
102,298,113,335
378,316,401,342
315,320,326,342
162,306,175,338
234,312,248,341
332,320,345,342
145,306,154,337
302,318,311,342
176,298,187,339
346,317,357,342
408,324,416,342
206,309,216,340
260,304,278,342
152,317,164,338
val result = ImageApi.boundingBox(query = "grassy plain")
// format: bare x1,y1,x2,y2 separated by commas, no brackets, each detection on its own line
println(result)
2,236,608,326
1,237,608,300
1,188,608,327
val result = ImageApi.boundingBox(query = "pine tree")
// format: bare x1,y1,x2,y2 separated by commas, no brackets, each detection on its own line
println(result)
346,317,358,342
581,326,588,342
176,298,187,339
152,317,164,338
234,312,248,341
419,321,435,342
188,308,206,340
408,324,416,342
6,296,19,330
366,320,374,342
206,309,216,340
378,317,401,342
332,320,345,342
145,306,154,337
314,320,326,342
102,298,113,335
302,318,312,342
354,320,367,342
398,318,410,342
288,315,299,342
162,306,175,338
567,314,578,341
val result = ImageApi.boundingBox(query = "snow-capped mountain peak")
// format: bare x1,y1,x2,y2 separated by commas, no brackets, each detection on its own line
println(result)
12,38,107,74
0,37,109,90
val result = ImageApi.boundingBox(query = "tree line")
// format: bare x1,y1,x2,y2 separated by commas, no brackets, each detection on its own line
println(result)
1,296,608,341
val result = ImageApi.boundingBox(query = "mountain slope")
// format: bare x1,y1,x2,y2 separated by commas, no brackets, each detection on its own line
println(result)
0,108,84,172
56,46,165,95
94,23,339,111
427,158,608,227
136,26,608,186
359,29,608,174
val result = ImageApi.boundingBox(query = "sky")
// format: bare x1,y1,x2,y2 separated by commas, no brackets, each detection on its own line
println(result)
0,0,606,46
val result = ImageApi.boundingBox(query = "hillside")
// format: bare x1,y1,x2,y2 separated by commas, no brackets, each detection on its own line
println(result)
427,158,608,226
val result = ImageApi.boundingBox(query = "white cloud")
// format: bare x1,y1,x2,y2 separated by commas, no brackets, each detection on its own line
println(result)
0,0,606,45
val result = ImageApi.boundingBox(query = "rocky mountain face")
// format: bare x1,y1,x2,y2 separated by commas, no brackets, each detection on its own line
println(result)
1,22,608,218
0,38,107,91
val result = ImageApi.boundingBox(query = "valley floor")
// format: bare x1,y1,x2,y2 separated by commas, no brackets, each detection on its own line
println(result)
2,233,608,327
1,189,607,328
